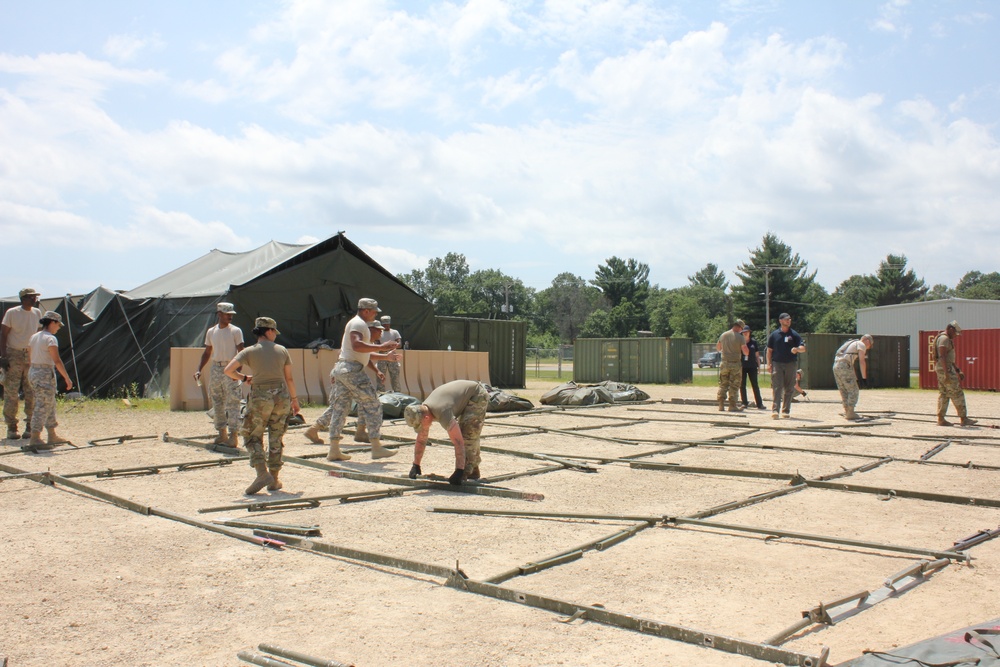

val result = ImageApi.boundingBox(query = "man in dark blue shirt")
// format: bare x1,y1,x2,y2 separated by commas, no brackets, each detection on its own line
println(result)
766,313,806,419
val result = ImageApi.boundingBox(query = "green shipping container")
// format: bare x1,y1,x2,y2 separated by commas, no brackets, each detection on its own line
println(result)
574,337,693,384
799,333,909,389
436,316,526,389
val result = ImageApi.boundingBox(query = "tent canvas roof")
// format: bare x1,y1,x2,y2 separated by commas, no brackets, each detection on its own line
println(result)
125,240,315,298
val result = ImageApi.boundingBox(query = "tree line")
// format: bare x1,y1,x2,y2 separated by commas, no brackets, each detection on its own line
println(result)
397,233,1000,347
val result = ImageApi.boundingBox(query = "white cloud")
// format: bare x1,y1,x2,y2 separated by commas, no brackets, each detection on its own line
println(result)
363,244,428,276
871,0,912,35
103,33,164,62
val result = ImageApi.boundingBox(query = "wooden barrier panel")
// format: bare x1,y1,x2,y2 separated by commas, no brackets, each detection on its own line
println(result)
298,348,323,404
171,348,491,410
170,348,211,411
401,350,426,399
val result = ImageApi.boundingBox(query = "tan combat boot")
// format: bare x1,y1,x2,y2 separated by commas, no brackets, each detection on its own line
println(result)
227,431,239,449
718,399,725,412
214,427,228,445
844,406,858,421
937,414,953,426
326,438,351,461
245,462,274,495
266,468,283,491
353,422,370,443
370,438,396,459
29,431,51,450
46,427,68,445
960,411,978,426
304,424,324,444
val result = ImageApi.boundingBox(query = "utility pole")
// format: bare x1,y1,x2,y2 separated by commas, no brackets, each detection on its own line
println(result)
753,264,803,335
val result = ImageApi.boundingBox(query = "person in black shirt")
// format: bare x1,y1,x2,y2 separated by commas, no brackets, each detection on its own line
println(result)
766,313,806,419
739,326,765,409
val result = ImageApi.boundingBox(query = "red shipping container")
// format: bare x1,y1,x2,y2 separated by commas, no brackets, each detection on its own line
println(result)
919,328,1000,391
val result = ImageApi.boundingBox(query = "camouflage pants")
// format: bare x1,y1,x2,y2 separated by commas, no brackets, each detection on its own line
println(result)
375,361,401,392
315,375,367,430
459,386,488,476
716,360,741,407
936,369,967,418
328,361,382,440
833,362,860,409
209,363,242,432
27,366,58,433
241,385,290,470
3,348,34,429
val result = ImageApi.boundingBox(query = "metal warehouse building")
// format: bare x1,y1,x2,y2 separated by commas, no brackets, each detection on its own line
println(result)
856,298,1000,368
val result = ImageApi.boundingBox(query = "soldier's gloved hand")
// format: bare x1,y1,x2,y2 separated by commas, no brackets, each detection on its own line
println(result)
448,468,464,486
408,464,421,480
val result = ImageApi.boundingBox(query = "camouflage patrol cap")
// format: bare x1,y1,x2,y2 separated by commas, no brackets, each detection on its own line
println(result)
19,288,40,299
41,310,62,323
380,315,391,324
368,320,384,330
255,316,279,334
357,298,381,312
217,302,236,314
404,404,424,432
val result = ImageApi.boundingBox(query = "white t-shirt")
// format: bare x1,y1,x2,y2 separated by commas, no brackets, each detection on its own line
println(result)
339,315,371,365
28,330,58,366
834,339,865,366
204,324,244,362
2,307,42,350
381,327,402,347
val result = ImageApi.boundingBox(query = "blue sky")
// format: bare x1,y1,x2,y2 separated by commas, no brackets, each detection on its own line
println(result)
1,0,998,300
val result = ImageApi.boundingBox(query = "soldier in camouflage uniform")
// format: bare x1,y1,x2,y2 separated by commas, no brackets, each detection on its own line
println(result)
26,311,74,448
832,334,872,421
1,288,43,440
305,320,398,444
225,317,300,494
716,319,749,412
195,302,245,447
375,315,402,392
404,380,489,485
322,298,400,461
935,321,976,427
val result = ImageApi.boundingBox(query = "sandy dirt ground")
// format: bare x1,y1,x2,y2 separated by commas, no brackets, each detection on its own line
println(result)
2,378,1000,667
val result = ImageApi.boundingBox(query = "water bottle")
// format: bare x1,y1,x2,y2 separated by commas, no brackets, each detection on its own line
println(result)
195,372,202,387
447,344,452,351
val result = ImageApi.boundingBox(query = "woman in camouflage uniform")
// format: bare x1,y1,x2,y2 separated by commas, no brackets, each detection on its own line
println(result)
225,317,300,494
26,311,73,449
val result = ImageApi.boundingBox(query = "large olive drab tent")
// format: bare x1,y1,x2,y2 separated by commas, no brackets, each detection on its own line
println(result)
63,294,165,398
225,235,437,351
37,232,437,398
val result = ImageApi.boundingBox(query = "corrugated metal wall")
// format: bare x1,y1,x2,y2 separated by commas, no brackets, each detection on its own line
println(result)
800,334,910,390
918,328,1000,391
436,316,526,388
574,338,692,384
856,298,1000,368
667,338,693,384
